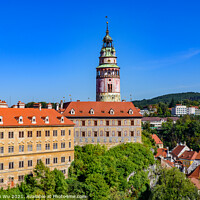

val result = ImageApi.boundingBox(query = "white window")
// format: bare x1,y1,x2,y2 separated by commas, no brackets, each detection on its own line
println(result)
53,157,58,164
28,144,32,151
19,161,24,168
110,109,114,115
19,145,24,152
45,143,50,150
28,160,32,167
0,116,3,124
61,142,65,149
53,143,58,149
70,109,75,115
0,132,3,139
90,109,94,115
0,163,3,170
129,109,133,115
19,116,23,124
45,116,49,124
46,158,50,165
61,116,64,123
0,147,4,153
37,144,41,151
32,116,36,124
8,146,14,153
61,130,65,136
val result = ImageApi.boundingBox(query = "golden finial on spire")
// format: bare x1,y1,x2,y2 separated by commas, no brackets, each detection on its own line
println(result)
105,16,109,34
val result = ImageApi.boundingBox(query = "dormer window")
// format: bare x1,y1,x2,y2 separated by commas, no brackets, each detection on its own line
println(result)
42,116,49,124
61,116,64,123
32,116,36,124
90,109,94,115
19,116,23,124
128,109,133,115
110,109,114,115
70,109,75,115
0,116,3,124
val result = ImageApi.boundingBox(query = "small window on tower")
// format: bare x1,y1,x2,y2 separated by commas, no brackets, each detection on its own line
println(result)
108,84,112,92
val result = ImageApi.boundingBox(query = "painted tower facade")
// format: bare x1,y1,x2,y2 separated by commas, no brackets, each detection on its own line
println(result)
96,22,121,102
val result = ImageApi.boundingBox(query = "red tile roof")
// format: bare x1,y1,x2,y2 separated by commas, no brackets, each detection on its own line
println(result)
151,134,163,144
155,148,167,158
171,145,186,157
62,101,142,118
179,151,197,160
188,165,200,179
195,152,200,160
0,108,74,127
163,159,174,167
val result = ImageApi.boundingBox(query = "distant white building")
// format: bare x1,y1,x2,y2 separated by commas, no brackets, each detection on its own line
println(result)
142,117,179,129
171,105,187,116
172,105,199,116
187,107,196,115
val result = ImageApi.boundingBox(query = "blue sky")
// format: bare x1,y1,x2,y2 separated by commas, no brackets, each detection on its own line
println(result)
0,0,200,105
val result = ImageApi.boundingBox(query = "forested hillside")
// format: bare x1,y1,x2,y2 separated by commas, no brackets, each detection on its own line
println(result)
133,92,200,108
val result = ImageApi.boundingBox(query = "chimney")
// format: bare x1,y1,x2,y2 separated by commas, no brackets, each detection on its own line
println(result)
47,103,52,109
184,141,186,146
39,103,42,111
167,147,169,157
0,100,8,108
56,103,59,111
122,100,126,102
33,103,42,110
17,101,25,108
60,100,63,110
77,100,80,102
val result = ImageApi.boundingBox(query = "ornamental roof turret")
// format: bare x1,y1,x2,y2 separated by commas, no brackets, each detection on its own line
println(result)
103,22,113,47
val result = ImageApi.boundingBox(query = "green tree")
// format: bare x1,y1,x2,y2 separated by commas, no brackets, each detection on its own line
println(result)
169,98,176,108
33,160,56,196
84,173,110,200
53,168,68,195
151,168,199,200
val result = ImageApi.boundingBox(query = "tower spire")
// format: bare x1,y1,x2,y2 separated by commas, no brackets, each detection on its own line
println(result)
106,16,109,35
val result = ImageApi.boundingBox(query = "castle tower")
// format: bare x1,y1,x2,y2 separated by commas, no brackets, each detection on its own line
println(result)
96,21,121,102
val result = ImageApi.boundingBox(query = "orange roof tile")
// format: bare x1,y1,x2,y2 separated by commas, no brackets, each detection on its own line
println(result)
0,108,74,127
62,101,142,118
171,145,186,157
163,159,174,167
196,152,200,160
155,148,167,158
151,134,163,144
179,151,197,160
188,165,200,179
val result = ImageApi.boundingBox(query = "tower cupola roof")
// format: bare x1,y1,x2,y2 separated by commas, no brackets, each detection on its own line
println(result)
103,22,113,44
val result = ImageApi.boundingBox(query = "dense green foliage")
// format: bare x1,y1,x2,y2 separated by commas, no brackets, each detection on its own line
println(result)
133,92,200,108
67,143,155,199
151,168,198,200
157,115,200,151
0,161,68,199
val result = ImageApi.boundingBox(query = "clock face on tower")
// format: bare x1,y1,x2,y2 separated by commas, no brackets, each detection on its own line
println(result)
96,22,121,102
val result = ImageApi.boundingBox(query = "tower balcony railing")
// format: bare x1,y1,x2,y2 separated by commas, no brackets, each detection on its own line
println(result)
96,74,120,78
